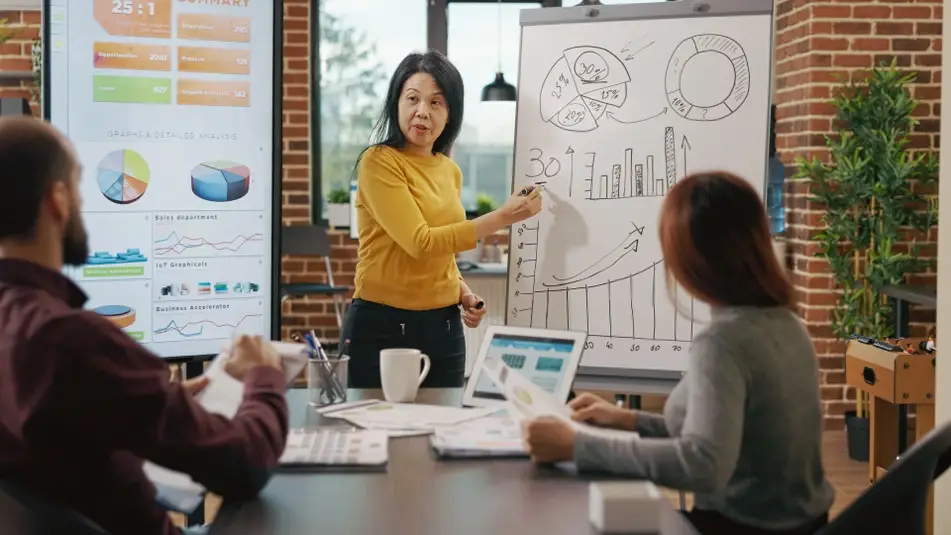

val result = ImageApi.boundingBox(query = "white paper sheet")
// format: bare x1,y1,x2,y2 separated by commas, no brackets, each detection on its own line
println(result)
324,401,494,431
482,361,641,440
143,341,311,513
430,406,526,457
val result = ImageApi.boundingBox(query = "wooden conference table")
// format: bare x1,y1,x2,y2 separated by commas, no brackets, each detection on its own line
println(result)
209,388,699,535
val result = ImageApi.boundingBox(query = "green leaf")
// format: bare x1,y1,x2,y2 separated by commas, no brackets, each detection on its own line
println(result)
793,60,937,341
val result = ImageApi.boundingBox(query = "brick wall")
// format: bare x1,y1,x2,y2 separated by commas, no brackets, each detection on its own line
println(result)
0,9,39,112
774,1,941,428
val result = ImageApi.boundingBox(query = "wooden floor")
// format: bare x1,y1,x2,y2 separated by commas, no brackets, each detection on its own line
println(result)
171,430,869,528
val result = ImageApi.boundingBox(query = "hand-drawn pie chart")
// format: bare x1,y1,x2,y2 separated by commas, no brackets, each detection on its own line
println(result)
539,45,631,132
94,304,136,328
95,149,150,204
665,34,750,121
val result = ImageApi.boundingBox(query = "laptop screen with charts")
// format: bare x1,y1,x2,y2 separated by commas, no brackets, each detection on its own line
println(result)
462,326,588,408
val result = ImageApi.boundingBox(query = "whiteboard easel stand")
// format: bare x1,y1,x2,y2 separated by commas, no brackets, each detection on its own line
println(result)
507,0,775,389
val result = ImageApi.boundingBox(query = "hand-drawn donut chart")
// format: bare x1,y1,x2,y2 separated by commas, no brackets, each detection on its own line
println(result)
665,34,750,121
539,45,632,132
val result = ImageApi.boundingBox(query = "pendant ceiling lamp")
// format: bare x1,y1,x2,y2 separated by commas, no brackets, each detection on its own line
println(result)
481,0,517,102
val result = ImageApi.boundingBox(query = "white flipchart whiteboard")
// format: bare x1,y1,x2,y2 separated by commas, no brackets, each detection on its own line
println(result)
505,0,774,376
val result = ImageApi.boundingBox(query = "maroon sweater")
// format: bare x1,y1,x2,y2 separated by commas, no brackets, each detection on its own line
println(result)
0,259,288,535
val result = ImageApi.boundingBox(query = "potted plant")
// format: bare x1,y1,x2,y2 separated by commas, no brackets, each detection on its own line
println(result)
476,193,496,217
326,186,350,228
794,60,938,462
31,36,41,107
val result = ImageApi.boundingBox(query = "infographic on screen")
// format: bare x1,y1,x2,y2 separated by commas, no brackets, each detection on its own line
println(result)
46,0,275,358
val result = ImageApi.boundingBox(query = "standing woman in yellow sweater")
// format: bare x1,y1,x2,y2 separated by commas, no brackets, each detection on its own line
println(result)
343,51,542,388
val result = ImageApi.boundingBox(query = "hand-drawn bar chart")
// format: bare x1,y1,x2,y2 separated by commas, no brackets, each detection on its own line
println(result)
586,126,680,201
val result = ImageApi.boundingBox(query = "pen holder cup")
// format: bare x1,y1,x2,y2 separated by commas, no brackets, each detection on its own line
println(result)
307,355,349,407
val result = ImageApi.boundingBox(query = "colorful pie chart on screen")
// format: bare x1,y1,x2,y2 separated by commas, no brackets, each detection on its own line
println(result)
93,304,137,328
96,149,150,204
190,160,251,202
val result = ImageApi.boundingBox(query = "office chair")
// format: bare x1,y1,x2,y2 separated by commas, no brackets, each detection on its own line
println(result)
0,479,109,535
280,225,351,330
815,420,951,535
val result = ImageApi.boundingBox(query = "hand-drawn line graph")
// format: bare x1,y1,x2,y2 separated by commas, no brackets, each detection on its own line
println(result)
543,222,643,288
508,223,697,347
583,127,693,200
519,256,696,343
540,46,632,132
665,34,750,121
153,313,263,340
154,232,264,257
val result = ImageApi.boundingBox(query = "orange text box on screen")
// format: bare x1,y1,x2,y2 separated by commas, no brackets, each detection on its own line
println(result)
178,46,250,75
177,79,250,107
94,42,172,71
177,14,251,43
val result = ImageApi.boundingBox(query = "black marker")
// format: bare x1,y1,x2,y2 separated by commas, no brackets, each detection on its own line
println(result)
519,185,537,196
475,301,485,310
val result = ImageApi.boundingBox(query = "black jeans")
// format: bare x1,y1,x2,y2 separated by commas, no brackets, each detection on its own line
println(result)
340,298,467,388
682,509,828,535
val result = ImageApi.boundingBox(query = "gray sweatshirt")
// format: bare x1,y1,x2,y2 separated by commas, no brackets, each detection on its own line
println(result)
573,306,835,530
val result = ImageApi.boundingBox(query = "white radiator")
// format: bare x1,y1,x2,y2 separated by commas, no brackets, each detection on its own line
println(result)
463,275,508,376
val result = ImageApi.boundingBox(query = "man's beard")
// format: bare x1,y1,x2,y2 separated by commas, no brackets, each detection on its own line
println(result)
62,211,89,267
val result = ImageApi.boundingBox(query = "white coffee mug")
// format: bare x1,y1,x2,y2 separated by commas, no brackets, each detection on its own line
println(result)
379,348,431,403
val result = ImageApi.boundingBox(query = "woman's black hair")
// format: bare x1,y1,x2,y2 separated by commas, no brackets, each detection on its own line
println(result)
351,50,464,179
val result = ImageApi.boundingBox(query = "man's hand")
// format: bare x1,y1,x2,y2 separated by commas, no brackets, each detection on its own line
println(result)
182,376,210,397
223,334,283,381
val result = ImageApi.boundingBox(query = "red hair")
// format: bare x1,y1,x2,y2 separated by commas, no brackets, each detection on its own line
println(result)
659,171,792,308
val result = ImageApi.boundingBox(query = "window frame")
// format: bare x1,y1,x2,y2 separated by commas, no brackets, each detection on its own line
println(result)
309,0,557,225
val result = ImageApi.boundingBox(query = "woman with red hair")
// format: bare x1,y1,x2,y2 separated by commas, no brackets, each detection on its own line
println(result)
523,172,833,535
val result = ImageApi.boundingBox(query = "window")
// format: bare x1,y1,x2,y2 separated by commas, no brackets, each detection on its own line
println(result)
448,2,537,213
314,0,427,220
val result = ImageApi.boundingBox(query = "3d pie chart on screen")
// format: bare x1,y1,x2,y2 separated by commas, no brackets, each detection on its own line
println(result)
96,149,150,204
190,160,251,202
94,304,136,328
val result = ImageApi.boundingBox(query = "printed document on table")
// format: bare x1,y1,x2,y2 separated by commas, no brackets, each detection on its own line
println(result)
482,360,640,439
430,406,527,457
324,401,495,431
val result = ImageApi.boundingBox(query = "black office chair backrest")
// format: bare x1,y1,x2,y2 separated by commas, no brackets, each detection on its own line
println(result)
816,420,951,535
281,225,333,257
0,479,109,535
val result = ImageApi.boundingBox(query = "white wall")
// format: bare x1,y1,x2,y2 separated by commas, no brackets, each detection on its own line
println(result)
935,0,951,529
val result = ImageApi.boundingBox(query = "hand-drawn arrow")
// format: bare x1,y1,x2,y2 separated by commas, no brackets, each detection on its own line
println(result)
606,107,667,125
566,146,575,197
681,135,692,177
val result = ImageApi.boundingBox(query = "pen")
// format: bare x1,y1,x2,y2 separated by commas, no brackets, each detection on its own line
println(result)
518,185,536,196
475,301,485,310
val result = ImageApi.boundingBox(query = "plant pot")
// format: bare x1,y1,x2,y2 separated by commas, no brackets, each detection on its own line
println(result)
844,410,870,462
327,203,350,228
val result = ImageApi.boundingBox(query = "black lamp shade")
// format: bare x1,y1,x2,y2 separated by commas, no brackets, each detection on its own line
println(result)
481,72,517,102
